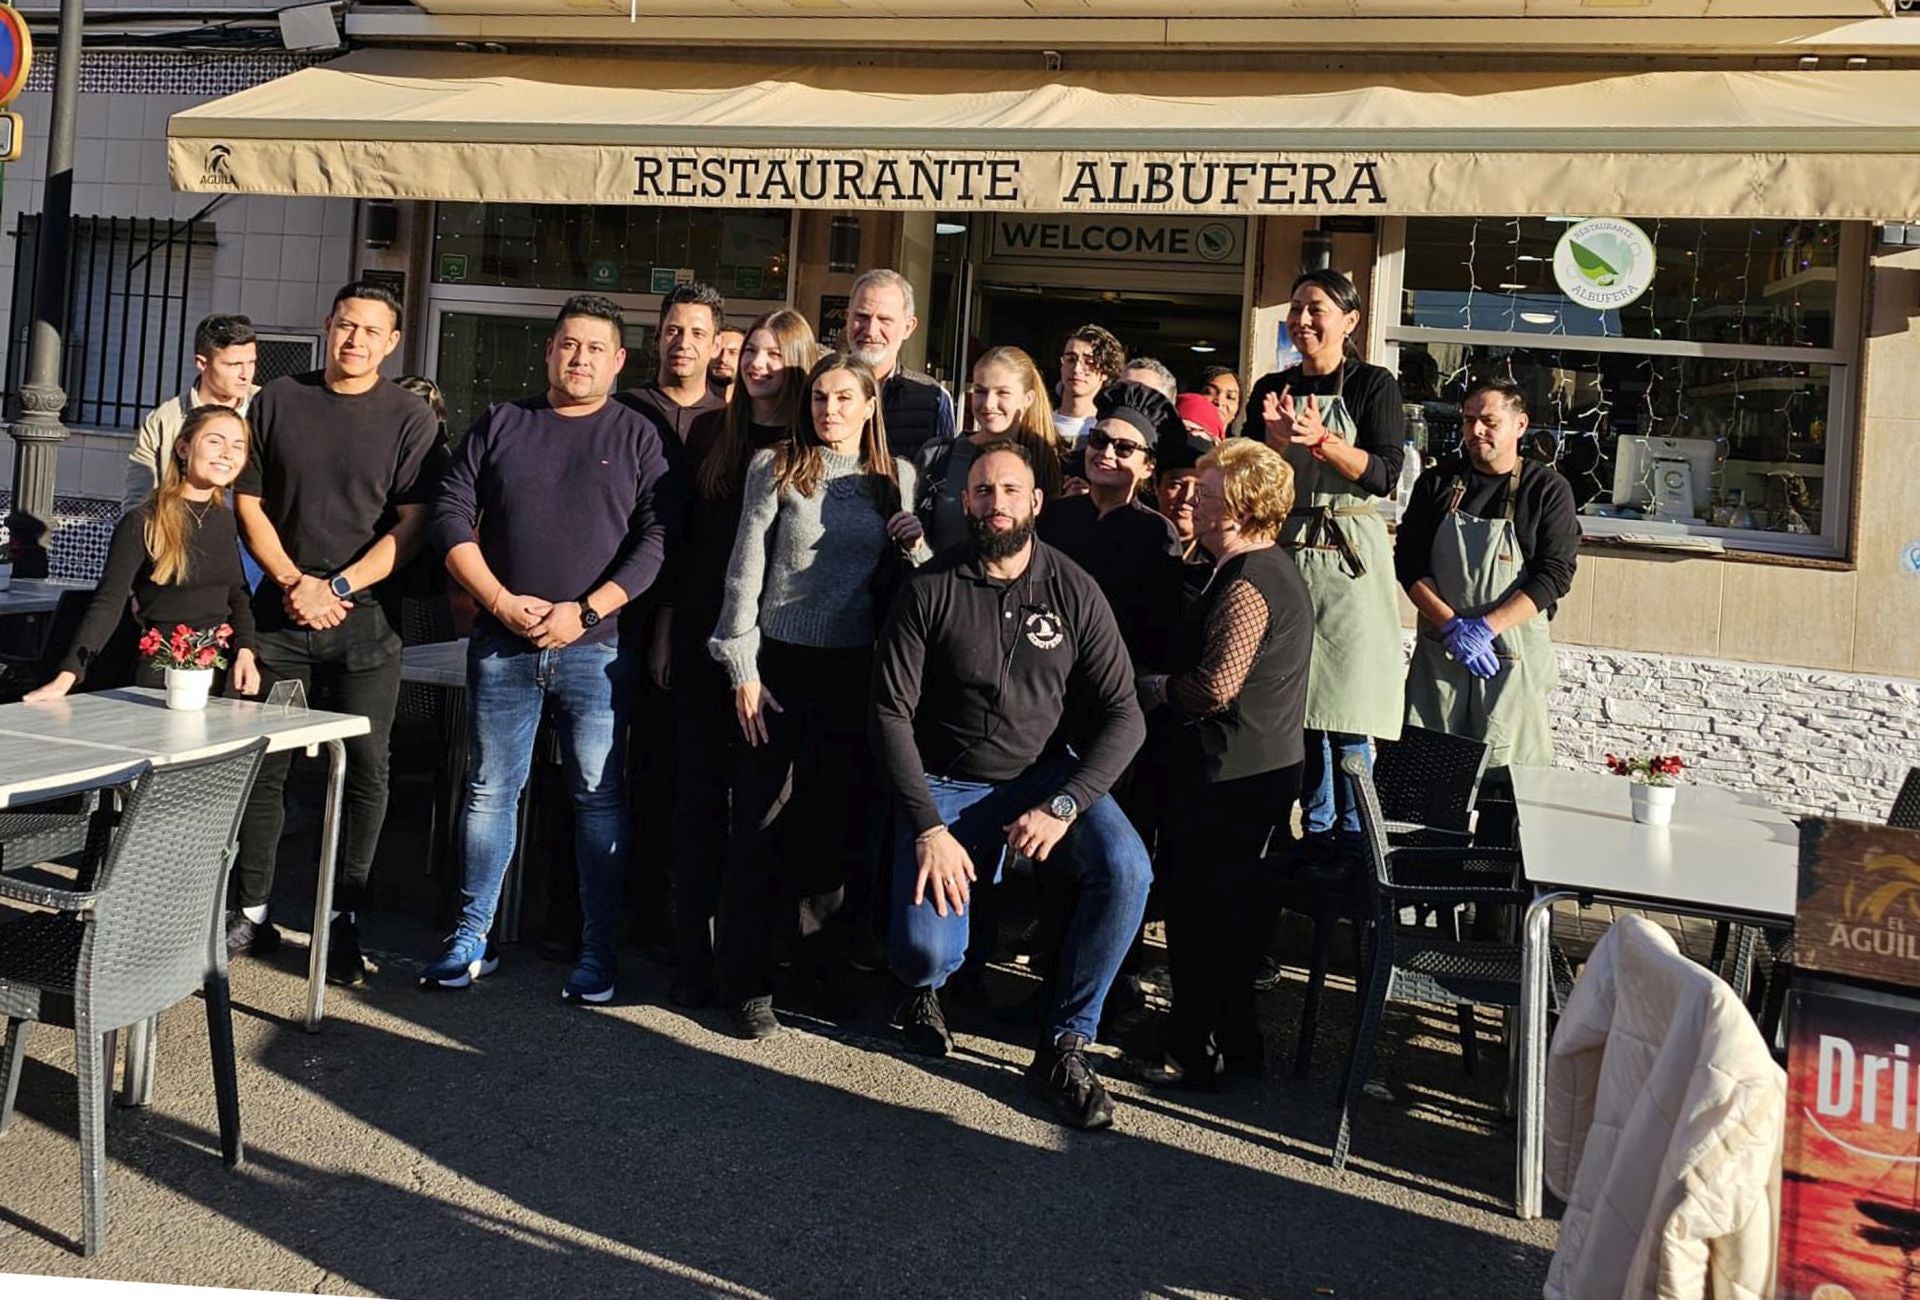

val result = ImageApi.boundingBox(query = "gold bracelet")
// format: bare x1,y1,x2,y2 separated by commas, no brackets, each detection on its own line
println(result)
915,825,947,845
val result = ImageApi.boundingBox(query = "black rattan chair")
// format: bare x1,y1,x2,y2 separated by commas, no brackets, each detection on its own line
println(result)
1893,766,1920,831
0,792,104,874
0,739,268,1256
1330,751,1571,1173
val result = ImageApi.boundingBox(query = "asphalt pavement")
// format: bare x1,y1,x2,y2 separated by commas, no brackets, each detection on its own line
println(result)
0,901,1559,1300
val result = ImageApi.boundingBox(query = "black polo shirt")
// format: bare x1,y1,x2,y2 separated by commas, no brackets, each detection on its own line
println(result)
871,541,1146,836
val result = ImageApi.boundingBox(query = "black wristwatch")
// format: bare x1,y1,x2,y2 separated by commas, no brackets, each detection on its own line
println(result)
327,573,353,600
1048,793,1079,822
578,601,602,630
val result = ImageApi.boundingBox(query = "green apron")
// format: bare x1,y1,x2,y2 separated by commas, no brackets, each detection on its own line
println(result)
1403,463,1557,772
1277,365,1405,741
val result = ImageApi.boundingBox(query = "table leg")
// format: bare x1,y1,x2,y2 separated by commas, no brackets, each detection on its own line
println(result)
305,738,349,1033
1516,888,1575,1219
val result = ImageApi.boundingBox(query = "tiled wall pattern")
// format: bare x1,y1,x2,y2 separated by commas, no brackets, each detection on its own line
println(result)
2,49,356,507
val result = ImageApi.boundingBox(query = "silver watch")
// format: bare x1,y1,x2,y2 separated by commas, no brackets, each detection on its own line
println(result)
1048,793,1079,822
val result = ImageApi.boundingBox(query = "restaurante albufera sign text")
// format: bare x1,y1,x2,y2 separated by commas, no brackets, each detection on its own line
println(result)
631,152,1388,212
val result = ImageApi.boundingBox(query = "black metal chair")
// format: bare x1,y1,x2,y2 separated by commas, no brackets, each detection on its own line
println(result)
1282,729,1493,1077
1330,751,1572,1172
1893,766,1920,831
0,739,268,1256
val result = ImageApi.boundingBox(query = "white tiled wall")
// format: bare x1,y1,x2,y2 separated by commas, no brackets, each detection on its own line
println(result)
0,51,357,502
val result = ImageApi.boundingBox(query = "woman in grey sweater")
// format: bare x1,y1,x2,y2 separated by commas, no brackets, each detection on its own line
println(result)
710,352,931,1039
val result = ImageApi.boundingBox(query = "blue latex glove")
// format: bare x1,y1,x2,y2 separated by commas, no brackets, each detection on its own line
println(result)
1442,616,1503,681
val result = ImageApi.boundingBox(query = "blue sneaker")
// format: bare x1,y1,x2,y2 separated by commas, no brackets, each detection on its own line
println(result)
420,933,498,990
561,951,616,1005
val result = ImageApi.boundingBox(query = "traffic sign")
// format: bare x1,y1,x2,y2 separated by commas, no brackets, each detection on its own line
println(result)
0,7,33,107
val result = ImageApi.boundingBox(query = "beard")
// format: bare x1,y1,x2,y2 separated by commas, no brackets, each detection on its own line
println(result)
848,342,890,370
968,511,1035,562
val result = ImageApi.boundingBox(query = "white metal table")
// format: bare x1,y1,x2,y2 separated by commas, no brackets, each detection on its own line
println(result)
1510,765,1798,1218
0,687,371,1032
0,577,94,619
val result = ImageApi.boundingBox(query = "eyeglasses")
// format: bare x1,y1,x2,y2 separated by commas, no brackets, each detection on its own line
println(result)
1059,353,1096,370
1087,431,1147,459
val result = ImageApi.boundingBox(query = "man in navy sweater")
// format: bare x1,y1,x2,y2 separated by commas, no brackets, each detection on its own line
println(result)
423,295,675,1004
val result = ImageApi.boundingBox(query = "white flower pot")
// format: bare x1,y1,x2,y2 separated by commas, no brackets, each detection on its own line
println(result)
165,667,215,711
1630,782,1676,826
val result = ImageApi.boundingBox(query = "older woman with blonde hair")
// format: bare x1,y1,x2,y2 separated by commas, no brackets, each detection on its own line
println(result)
1136,437,1316,1085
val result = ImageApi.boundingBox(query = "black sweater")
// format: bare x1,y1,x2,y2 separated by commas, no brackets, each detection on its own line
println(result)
61,503,255,682
1393,457,1581,617
1035,494,1185,672
1243,361,1406,498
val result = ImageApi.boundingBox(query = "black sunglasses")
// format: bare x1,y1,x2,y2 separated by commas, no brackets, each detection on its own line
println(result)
1087,431,1147,459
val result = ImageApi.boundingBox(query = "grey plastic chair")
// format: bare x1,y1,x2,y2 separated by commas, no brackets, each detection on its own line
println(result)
0,738,268,1257
1330,751,1572,1174
0,791,114,876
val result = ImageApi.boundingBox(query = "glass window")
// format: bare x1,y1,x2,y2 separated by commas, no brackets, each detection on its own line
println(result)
433,203,790,300
1385,217,1858,556
433,310,655,440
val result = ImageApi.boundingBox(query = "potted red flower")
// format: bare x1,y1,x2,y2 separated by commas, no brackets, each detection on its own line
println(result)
1605,752,1687,826
138,622,232,712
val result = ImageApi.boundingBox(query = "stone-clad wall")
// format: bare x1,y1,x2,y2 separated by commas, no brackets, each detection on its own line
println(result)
1548,645,1920,819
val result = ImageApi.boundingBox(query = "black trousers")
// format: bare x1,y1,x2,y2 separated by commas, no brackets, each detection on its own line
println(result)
232,602,402,914
1161,762,1304,1068
716,639,872,1004
670,643,738,974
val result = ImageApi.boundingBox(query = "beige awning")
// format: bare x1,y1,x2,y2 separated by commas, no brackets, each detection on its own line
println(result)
167,53,1920,219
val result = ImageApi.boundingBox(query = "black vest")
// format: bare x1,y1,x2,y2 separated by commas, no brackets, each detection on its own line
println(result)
1174,546,1314,783
881,368,945,456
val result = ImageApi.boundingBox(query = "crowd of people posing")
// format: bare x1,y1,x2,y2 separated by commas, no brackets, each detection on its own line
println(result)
27,263,1581,1133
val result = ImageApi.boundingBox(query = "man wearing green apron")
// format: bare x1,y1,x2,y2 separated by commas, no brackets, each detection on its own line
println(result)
1396,379,1580,777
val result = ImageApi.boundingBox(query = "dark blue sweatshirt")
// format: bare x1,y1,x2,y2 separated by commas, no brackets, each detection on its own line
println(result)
430,395,676,647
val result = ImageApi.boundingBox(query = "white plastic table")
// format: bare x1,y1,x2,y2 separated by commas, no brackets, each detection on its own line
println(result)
1509,765,1798,1218
0,688,371,1032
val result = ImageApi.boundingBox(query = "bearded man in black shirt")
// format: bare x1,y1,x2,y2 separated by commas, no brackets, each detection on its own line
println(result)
872,441,1149,1131
227,280,445,982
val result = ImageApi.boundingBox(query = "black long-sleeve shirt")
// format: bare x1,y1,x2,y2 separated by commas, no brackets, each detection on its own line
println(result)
60,503,255,682
430,396,675,647
1393,456,1581,617
670,418,788,658
1242,361,1405,498
1034,494,1185,672
871,542,1146,836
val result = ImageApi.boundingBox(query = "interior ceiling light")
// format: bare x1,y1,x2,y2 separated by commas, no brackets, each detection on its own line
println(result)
1190,341,1217,354
1498,283,1527,291
935,222,967,236
1520,312,1558,325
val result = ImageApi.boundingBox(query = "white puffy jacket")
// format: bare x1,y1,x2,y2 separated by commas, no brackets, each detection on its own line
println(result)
1544,915,1784,1300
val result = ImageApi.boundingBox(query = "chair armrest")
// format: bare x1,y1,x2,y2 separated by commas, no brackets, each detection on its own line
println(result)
0,872,99,912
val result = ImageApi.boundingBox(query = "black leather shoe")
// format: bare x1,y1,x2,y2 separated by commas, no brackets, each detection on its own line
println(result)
326,916,367,987
892,985,953,1058
225,911,281,959
729,996,781,1040
1026,1032,1115,1131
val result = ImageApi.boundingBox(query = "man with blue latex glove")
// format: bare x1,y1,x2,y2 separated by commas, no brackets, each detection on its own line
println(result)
1392,379,1581,778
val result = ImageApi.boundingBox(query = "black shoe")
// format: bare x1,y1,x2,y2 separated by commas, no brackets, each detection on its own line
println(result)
669,970,714,1010
224,911,281,959
1026,1032,1115,1131
325,916,367,987
729,996,780,1040
892,985,953,1058
1251,954,1286,992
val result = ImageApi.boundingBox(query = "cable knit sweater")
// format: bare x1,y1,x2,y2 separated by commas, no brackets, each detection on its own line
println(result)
709,446,930,688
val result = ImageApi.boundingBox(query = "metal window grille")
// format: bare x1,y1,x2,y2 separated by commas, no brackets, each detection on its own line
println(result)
6,213,219,430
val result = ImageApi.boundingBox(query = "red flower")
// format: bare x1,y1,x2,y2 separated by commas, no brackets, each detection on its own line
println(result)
138,629,162,655
214,623,233,644
194,646,218,668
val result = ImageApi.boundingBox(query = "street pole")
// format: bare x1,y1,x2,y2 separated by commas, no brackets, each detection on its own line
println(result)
6,0,83,578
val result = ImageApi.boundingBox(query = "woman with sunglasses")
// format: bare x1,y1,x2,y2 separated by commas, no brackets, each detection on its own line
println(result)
1035,380,1185,672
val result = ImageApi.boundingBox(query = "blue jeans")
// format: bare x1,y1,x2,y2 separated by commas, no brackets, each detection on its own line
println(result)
889,757,1151,1043
1300,730,1372,840
454,628,635,960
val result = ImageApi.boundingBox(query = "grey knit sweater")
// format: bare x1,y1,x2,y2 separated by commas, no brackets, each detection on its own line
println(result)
709,446,929,688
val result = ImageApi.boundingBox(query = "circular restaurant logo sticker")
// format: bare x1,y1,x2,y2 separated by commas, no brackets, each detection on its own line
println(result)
1553,217,1657,311
1194,222,1238,263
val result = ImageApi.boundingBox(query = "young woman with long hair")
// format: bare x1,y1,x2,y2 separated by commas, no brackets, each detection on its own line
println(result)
708,352,929,1039
915,345,1065,552
657,307,818,1008
27,405,259,700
